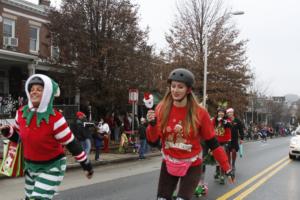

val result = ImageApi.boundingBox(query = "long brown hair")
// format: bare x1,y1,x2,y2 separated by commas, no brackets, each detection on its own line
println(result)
158,87,201,137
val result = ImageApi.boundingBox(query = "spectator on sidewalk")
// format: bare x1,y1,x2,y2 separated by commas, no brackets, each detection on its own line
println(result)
94,123,104,161
113,112,122,143
138,117,147,159
75,111,92,156
124,112,132,131
105,112,115,143
98,118,110,153
119,126,129,153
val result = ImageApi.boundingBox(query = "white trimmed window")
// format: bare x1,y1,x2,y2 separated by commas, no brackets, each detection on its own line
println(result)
51,45,60,59
3,18,15,37
29,26,40,53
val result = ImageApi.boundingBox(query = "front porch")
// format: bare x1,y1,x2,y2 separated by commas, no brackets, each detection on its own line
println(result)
0,49,79,118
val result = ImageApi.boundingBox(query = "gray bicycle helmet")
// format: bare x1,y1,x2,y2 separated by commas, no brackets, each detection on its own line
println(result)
167,68,195,87
28,77,44,91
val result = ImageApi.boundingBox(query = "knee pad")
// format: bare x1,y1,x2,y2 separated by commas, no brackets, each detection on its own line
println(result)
176,197,187,200
157,197,167,200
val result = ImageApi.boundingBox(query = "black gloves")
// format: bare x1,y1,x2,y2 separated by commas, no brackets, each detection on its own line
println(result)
0,126,11,137
80,159,94,175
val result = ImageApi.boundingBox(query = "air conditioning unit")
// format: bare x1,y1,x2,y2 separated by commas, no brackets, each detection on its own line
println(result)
3,36,18,47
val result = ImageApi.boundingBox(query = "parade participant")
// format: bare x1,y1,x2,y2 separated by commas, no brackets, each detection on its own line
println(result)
194,142,209,197
226,108,244,172
146,68,234,200
212,107,232,184
0,74,93,200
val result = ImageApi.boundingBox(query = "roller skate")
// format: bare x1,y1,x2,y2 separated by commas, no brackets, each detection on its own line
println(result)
214,171,220,180
194,184,208,197
172,191,177,199
219,175,225,185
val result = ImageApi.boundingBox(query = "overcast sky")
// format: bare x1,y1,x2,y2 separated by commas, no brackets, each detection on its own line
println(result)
28,0,300,97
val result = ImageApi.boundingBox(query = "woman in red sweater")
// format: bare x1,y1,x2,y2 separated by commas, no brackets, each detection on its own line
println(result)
212,108,232,184
146,68,234,200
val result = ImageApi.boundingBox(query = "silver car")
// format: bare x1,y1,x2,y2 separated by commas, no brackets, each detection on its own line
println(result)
289,133,300,160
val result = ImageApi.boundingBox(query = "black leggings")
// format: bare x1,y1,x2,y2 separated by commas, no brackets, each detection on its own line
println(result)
157,161,202,200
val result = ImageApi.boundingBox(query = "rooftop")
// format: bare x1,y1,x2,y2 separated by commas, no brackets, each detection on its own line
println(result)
1,0,48,16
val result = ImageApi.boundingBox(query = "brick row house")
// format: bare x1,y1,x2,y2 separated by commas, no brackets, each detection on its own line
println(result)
0,0,79,118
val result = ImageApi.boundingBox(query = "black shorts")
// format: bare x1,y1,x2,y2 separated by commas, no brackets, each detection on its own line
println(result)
229,140,239,151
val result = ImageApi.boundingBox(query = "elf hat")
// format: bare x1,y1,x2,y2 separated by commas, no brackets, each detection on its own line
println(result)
143,92,153,109
23,74,60,126
226,108,234,113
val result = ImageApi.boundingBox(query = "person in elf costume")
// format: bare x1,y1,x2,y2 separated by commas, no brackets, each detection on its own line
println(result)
0,74,93,200
211,106,232,184
146,68,234,200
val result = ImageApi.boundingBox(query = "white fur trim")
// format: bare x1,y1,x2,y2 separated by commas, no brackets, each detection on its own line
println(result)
25,74,53,113
55,86,60,97
226,108,234,113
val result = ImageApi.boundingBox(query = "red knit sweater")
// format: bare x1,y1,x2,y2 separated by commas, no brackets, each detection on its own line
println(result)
212,117,232,143
147,105,215,161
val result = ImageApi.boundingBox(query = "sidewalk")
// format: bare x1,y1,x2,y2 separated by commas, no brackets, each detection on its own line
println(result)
0,150,161,180
67,150,161,170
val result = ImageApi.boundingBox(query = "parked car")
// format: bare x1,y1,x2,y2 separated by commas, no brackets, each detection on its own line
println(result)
291,125,300,136
289,132,300,160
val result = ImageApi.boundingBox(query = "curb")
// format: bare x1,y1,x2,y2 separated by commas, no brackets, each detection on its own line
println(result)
67,151,161,170
0,152,161,180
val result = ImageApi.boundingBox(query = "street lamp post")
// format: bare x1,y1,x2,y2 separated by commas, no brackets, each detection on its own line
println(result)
203,33,208,108
202,11,244,108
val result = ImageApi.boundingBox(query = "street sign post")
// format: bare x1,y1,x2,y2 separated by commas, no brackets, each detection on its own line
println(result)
129,89,138,136
129,89,138,104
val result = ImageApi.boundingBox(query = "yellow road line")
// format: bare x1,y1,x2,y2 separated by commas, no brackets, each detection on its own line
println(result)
216,157,289,200
233,159,291,200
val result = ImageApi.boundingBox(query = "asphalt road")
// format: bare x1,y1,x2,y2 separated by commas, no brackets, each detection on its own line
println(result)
0,137,298,200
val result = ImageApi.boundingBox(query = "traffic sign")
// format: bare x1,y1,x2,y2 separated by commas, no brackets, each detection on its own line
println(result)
129,89,138,103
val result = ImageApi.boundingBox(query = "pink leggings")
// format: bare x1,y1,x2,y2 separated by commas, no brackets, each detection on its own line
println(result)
157,161,202,200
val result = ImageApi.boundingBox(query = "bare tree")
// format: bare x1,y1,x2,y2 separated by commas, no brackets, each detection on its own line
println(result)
165,0,252,115
48,0,157,112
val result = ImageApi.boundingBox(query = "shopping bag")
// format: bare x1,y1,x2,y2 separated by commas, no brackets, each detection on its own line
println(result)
0,140,24,177
15,142,24,177
239,144,243,158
